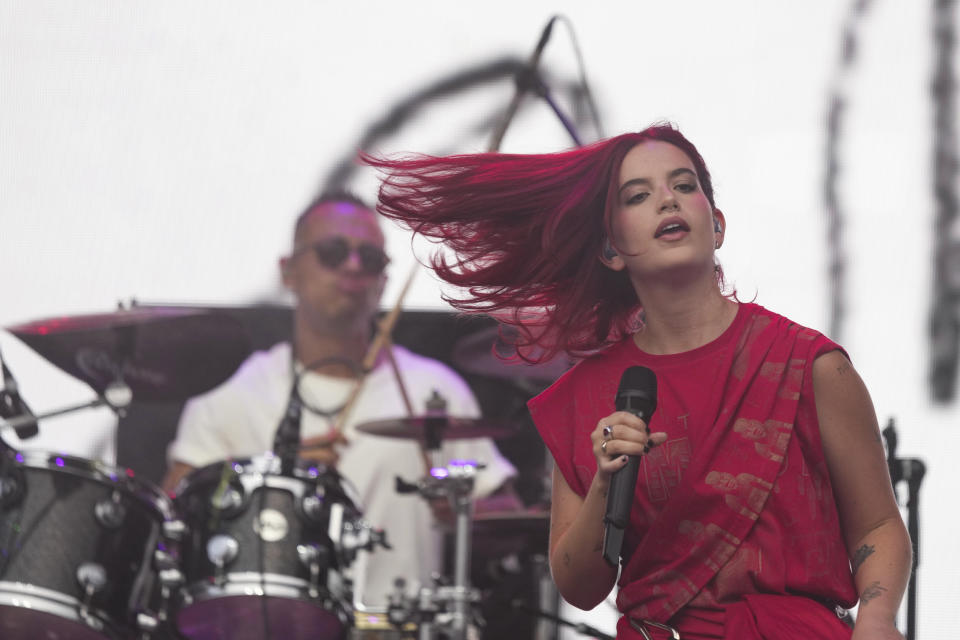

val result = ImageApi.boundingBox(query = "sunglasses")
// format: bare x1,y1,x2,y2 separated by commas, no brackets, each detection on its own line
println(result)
293,237,390,275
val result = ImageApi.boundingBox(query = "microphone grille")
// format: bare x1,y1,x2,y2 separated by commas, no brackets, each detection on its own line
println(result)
616,366,657,411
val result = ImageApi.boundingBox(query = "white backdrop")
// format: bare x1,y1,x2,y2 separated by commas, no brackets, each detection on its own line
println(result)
2,1,956,636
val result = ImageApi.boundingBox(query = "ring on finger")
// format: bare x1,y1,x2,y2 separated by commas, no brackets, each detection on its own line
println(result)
601,440,608,453
602,425,613,440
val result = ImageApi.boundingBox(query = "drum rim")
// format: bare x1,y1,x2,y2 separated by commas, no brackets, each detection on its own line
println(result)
5,450,176,520
182,570,313,598
177,571,349,625
0,580,121,635
174,454,363,509
183,455,334,482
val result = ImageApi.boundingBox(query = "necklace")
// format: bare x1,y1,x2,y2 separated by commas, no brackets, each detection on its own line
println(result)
288,349,365,419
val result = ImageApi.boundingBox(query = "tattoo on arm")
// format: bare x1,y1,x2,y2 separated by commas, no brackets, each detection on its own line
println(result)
563,552,571,567
860,581,887,606
593,541,603,553
851,543,875,574
836,360,852,376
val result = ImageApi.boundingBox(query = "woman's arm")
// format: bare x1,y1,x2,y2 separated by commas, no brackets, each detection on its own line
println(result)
548,411,667,609
813,350,911,639
549,462,618,609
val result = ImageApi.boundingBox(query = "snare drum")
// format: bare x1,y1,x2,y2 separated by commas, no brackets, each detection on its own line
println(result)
173,456,367,640
0,450,181,639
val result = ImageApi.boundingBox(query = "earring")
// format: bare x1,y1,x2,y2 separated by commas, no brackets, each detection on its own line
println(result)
602,239,617,260
715,240,721,249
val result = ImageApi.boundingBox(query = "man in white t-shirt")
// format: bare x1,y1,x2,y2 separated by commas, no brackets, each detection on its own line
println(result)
162,193,517,606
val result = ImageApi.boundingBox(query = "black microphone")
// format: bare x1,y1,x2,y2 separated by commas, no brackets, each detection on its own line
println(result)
487,16,558,151
602,366,657,567
273,387,303,476
0,355,39,440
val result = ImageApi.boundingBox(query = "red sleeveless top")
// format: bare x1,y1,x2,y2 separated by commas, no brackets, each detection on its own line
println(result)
529,304,857,639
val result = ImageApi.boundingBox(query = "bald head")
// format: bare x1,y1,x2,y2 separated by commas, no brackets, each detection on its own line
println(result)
293,191,380,243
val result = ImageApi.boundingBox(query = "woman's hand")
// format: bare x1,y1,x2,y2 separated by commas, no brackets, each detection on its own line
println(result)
591,410,668,479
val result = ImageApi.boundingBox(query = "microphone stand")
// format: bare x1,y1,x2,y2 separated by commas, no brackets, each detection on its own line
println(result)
487,15,583,152
519,69,583,148
0,380,133,437
882,418,925,640
0,347,38,439
273,386,303,477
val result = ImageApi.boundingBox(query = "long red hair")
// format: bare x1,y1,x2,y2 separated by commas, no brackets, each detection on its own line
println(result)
367,124,718,362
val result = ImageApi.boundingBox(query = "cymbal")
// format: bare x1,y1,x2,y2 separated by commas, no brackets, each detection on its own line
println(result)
355,416,515,441
7,307,251,402
452,325,572,385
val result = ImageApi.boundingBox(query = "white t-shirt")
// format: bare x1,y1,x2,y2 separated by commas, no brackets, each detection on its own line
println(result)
0,330,116,464
168,342,516,606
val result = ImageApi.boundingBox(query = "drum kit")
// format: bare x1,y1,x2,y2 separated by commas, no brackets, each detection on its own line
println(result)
0,307,576,640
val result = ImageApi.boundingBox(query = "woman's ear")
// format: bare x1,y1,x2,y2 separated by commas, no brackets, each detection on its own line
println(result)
599,238,626,271
713,208,726,249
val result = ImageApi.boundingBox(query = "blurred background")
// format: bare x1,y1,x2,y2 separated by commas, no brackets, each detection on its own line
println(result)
1,0,956,637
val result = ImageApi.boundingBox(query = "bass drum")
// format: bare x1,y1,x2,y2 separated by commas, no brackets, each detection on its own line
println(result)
173,456,368,640
0,450,181,640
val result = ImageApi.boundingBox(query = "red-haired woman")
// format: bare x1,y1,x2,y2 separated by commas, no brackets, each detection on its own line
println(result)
369,124,909,640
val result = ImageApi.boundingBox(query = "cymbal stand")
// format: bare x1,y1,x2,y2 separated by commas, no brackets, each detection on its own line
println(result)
0,380,132,437
882,418,925,640
394,460,484,640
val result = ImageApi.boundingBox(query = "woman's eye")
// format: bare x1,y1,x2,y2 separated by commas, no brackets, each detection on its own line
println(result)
675,183,696,193
627,192,649,204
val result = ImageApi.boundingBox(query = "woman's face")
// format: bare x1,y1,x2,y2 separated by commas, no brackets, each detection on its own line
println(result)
604,140,723,283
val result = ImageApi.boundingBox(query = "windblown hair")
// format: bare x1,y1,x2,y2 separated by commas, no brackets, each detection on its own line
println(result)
368,124,718,362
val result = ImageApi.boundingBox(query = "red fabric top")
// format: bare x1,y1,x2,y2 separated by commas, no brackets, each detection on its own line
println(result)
528,303,857,638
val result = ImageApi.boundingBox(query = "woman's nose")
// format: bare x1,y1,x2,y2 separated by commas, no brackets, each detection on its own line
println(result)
659,189,679,212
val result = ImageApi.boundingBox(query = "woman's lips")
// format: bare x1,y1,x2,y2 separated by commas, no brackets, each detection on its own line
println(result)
654,217,690,238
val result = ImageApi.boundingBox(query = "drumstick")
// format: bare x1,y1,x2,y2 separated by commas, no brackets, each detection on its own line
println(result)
383,341,415,418
332,263,418,432
333,263,434,474
379,339,439,477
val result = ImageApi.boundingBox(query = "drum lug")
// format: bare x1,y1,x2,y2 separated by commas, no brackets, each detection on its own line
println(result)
94,491,127,529
209,485,244,517
206,534,239,585
76,561,108,594
154,548,186,597
301,493,325,523
162,518,187,541
136,612,159,634
76,561,108,621
153,548,178,571
0,468,24,508
296,542,328,599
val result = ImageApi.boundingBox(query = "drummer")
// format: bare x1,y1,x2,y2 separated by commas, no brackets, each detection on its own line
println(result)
161,191,519,606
